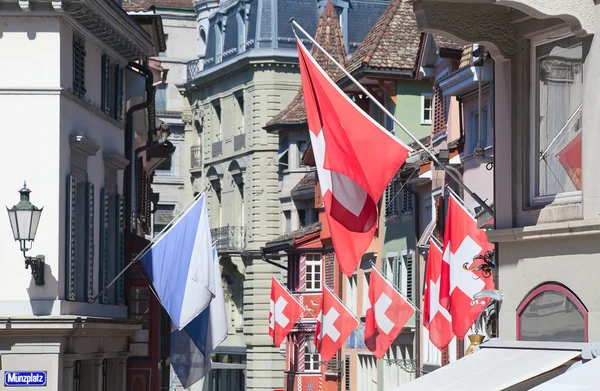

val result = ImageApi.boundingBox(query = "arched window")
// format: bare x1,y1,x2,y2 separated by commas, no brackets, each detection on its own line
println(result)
517,283,587,342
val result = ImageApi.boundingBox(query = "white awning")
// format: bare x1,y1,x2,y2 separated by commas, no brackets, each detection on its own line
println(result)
530,357,600,390
393,341,582,391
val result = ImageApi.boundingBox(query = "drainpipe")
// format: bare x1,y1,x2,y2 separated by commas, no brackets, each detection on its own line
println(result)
406,187,421,378
124,61,154,244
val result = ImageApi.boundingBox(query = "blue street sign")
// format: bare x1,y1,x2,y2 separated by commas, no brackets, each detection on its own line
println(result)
4,372,47,387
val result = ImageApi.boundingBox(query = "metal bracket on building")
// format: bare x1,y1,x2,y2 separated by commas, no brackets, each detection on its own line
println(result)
383,359,419,373
24,255,45,286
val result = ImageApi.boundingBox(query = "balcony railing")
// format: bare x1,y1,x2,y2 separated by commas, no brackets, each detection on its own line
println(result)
211,225,247,252
187,58,202,81
212,141,222,157
191,145,202,168
234,133,246,151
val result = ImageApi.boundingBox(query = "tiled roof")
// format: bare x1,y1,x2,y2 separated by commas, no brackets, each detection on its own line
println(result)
267,222,322,244
458,44,490,69
264,0,346,129
291,171,317,196
345,0,422,74
122,0,153,12
147,0,194,8
434,35,463,51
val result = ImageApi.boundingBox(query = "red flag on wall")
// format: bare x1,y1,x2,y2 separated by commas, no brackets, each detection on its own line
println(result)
269,277,304,347
296,37,411,276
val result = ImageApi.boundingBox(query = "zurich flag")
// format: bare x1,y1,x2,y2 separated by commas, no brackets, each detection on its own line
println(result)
140,194,215,330
171,246,227,388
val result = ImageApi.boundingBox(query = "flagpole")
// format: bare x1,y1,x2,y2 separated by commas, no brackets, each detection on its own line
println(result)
91,190,208,303
289,18,494,218
369,261,422,314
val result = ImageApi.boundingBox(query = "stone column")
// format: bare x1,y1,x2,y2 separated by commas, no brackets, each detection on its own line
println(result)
90,358,104,391
62,358,77,391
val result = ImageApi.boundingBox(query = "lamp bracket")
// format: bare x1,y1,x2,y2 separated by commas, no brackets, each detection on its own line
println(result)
24,255,45,286
383,359,419,373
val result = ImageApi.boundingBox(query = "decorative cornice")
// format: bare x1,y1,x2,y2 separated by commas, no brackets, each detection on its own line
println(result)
70,135,100,157
104,154,130,170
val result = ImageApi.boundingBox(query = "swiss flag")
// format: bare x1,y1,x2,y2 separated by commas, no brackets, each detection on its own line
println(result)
439,193,495,339
423,239,454,351
315,285,359,361
269,277,304,347
365,266,414,358
557,132,582,191
296,38,411,276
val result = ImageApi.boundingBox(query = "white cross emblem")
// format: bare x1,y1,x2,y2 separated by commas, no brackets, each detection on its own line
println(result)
428,277,451,322
374,292,395,334
269,296,290,330
444,236,485,299
317,307,341,342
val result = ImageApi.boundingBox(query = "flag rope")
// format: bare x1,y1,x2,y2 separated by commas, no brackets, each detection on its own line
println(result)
91,191,209,303
289,18,494,218
369,261,422,314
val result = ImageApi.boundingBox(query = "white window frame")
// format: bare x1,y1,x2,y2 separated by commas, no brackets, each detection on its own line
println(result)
466,105,488,156
345,274,358,315
421,93,433,125
361,270,371,317
305,253,322,291
529,27,583,206
304,334,321,373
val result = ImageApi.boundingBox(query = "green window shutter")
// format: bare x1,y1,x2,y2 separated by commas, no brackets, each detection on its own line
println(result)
72,36,86,98
115,194,125,305
115,65,124,120
392,256,400,290
66,175,77,301
99,189,110,304
85,182,95,302
101,55,110,114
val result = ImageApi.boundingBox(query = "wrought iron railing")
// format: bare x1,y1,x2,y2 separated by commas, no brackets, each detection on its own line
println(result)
187,58,202,81
211,225,247,252
191,145,202,168
234,133,245,151
212,141,222,157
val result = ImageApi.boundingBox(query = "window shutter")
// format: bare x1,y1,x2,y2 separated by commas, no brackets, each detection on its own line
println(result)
344,353,351,391
324,253,335,290
405,254,413,301
115,194,125,305
392,256,401,290
101,55,110,114
66,175,77,301
382,257,387,276
99,189,109,304
115,65,124,121
73,36,86,98
433,85,446,134
85,182,95,302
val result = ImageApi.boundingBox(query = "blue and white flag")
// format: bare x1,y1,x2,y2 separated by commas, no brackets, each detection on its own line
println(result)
171,246,227,388
140,193,215,330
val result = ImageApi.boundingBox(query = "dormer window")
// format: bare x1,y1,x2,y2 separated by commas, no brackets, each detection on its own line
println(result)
237,9,247,53
215,21,224,63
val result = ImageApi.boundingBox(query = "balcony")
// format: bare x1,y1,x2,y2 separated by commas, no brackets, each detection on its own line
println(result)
187,58,202,81
211,225,247,252
191,145,202,168
234,133,245,151
212,141,222,157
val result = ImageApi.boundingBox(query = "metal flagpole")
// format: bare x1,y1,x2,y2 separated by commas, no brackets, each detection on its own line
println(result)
289,18,494,218
91,190,209,303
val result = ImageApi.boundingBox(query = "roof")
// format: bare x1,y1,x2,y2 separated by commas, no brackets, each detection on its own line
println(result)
264,0,346,130
345,0,422,74
291,171,317,196
458,44,490,69
122,0,154,12
434,35,463,51
266,222,322,245
146,0,194,9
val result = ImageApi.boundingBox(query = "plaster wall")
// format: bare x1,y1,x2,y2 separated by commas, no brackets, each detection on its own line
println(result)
394,80,433,145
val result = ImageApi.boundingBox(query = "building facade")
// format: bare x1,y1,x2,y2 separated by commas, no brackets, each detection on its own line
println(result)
0,0,165,389
180,1,389,389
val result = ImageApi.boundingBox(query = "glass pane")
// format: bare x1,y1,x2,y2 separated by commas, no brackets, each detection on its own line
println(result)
520,290,585,342
536,37,583,196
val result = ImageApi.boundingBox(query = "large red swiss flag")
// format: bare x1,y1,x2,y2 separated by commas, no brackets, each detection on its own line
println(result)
269,277,304,347
296,38,411,276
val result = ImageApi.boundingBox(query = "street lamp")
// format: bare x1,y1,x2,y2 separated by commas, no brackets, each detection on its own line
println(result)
6,182,45,285
305,339,344,373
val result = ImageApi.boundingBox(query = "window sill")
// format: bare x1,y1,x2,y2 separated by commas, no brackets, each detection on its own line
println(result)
421,121,432,126
530,191,582,208
486,218,600,243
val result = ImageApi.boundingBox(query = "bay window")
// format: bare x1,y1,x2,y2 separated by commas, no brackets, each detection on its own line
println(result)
531,33,583,205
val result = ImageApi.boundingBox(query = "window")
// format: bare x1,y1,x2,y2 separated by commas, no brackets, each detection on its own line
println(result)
361,271,370,317
236,94,245,134
215,21,224,63
403,253,413,301
129,286,150,329
517,284,587,342
100,54,124,120
155,83,168,113
304,334,321,372
305,253,322,291
357,354,378,391
73,361,81,391
213,101,222,141
532,34,583,203
73,35,86,98
283,210,291,233
466,107,488,155
422,94,433,124
345,274,358,314
297,141,308,167
153,204,175,236
298,209,306,228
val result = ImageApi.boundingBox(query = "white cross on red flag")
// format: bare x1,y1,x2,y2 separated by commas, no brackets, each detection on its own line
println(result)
423,239,454,351
314,285,359,361
296,37,411,276
365,266,415,359
439,193,495,339
269,277,304,347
